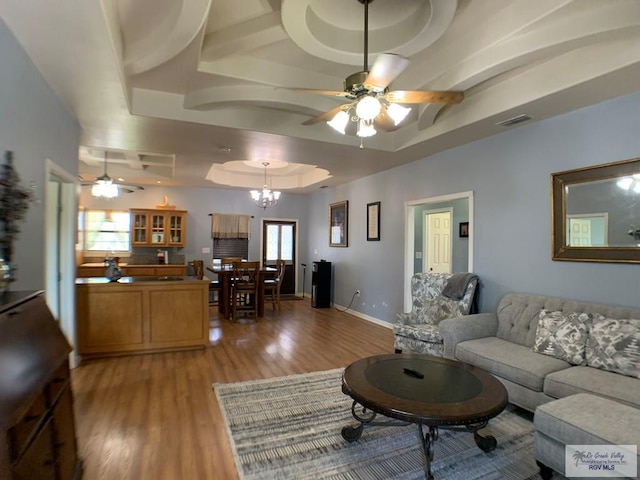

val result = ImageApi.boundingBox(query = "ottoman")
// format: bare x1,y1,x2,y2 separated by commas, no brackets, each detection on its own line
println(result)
534,393,640,479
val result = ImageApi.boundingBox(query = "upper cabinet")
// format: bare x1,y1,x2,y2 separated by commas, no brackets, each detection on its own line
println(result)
130,209,187,247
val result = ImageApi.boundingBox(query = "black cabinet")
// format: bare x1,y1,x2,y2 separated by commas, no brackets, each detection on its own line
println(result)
311,261,331,308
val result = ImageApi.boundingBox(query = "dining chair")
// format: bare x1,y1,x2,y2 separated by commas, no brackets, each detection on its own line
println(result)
189,260,220,306
222,257,243,267
230,261,260,320
263,259,286,311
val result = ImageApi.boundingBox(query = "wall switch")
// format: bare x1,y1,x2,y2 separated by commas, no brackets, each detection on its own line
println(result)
202,247,211,254
314,249,318,255
416,251,422,259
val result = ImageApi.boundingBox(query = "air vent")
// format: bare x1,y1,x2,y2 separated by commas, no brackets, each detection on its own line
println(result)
495,114,532,127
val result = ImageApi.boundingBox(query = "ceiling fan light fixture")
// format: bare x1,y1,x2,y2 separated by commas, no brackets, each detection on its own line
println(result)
387,103,411,125
91,176,119,198
327,110,349,134
355,96,381,121
91,153,120,198
617,174,640,193
357,119,376,138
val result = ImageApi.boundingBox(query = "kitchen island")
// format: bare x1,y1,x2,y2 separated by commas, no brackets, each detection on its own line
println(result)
76,276,209,358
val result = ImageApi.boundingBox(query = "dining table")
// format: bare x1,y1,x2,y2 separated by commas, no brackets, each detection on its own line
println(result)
207,264,277,320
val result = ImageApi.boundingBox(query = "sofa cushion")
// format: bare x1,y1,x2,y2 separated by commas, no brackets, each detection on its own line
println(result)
586,317,640,379
456,337,570,391
532,310,591,365
544,366,640,409
534,393,640,448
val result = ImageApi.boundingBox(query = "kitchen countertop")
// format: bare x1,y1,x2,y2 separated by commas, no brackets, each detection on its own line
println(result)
79,263,187,267
75,276,205,285
80,262,129,267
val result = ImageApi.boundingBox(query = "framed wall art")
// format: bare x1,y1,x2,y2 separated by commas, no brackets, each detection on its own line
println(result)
367,201,380,241
459,222,469,238
329,200,348,247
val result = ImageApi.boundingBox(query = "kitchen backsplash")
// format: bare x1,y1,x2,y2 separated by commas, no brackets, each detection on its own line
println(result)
82,251,185,265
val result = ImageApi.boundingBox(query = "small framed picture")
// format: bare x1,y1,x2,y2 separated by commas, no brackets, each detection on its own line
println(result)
367,202,380,241
459,222,469,238
329,200,348,247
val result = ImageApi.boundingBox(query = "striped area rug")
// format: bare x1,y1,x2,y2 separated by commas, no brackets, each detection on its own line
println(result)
214,369,560,480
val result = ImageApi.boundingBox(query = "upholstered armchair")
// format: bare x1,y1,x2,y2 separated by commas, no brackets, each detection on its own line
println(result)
394,272,479,357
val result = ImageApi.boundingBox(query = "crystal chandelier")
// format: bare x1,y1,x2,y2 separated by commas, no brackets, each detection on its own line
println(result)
250,162,281,209
91,152,119,198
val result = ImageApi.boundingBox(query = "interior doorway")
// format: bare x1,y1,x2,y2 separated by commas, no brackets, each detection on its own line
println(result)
261,219,297,295
44,159,78,367
404,191,473,311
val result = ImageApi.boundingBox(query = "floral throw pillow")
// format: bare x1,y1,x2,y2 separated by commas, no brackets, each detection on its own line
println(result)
586,317,640,379
532,310,592,365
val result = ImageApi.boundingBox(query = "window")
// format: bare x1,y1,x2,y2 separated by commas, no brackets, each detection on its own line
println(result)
212,238,248,260
80,210,130,252
266,223,293,261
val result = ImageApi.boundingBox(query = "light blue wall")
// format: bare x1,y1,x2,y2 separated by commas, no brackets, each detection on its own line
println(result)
309,92,640,322
0,20,80,290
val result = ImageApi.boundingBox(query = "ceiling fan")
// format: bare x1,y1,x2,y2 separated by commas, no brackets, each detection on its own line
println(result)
80,153,144,198
288,0,464,137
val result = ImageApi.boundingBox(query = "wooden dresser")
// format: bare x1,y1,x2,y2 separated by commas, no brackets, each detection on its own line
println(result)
0,291,82,479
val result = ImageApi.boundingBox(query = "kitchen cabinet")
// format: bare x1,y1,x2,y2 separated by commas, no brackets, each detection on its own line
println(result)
130,209,187,247
76,277,209,357
0,291,82,480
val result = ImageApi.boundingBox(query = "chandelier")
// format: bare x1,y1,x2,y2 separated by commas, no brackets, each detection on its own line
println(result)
326,96,411,137
250,162,281,209
91,152,119,198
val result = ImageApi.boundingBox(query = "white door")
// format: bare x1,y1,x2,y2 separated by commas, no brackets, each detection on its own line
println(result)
424,211,452,273
569,218,592,246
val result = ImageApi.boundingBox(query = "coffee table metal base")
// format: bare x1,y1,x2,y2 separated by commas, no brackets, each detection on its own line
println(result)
341,400,498,480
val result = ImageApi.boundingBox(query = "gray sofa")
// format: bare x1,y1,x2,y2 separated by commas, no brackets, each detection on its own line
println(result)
439,293,640,478
439,292,640,412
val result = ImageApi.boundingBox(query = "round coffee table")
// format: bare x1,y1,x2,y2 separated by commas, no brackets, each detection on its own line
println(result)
341,353,508,479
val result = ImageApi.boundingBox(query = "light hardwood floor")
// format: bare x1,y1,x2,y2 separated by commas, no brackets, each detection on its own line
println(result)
71,298,394,479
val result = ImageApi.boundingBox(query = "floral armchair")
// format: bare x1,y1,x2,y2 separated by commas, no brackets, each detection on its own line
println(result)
394,272,479,357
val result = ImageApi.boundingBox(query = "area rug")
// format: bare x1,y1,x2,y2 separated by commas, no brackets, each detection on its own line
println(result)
214,369,561,480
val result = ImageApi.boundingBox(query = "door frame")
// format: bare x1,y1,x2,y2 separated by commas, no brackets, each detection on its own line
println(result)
404,191,474,311
44,159,79,367
259,217,299,295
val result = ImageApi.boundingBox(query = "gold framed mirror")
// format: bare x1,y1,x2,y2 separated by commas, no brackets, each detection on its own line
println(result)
552,157,640,263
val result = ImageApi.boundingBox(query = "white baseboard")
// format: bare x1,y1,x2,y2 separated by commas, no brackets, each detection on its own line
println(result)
331,304,393,330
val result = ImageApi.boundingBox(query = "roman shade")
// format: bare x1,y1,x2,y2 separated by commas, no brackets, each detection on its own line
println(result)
211,214,251,239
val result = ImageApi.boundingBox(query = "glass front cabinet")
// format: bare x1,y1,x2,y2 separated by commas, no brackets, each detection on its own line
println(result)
130,209,187,247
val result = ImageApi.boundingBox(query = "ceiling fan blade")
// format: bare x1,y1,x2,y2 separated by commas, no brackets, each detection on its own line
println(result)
386,90,464,105
364,54,410,90
279,87,351,98
302,105,348,126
